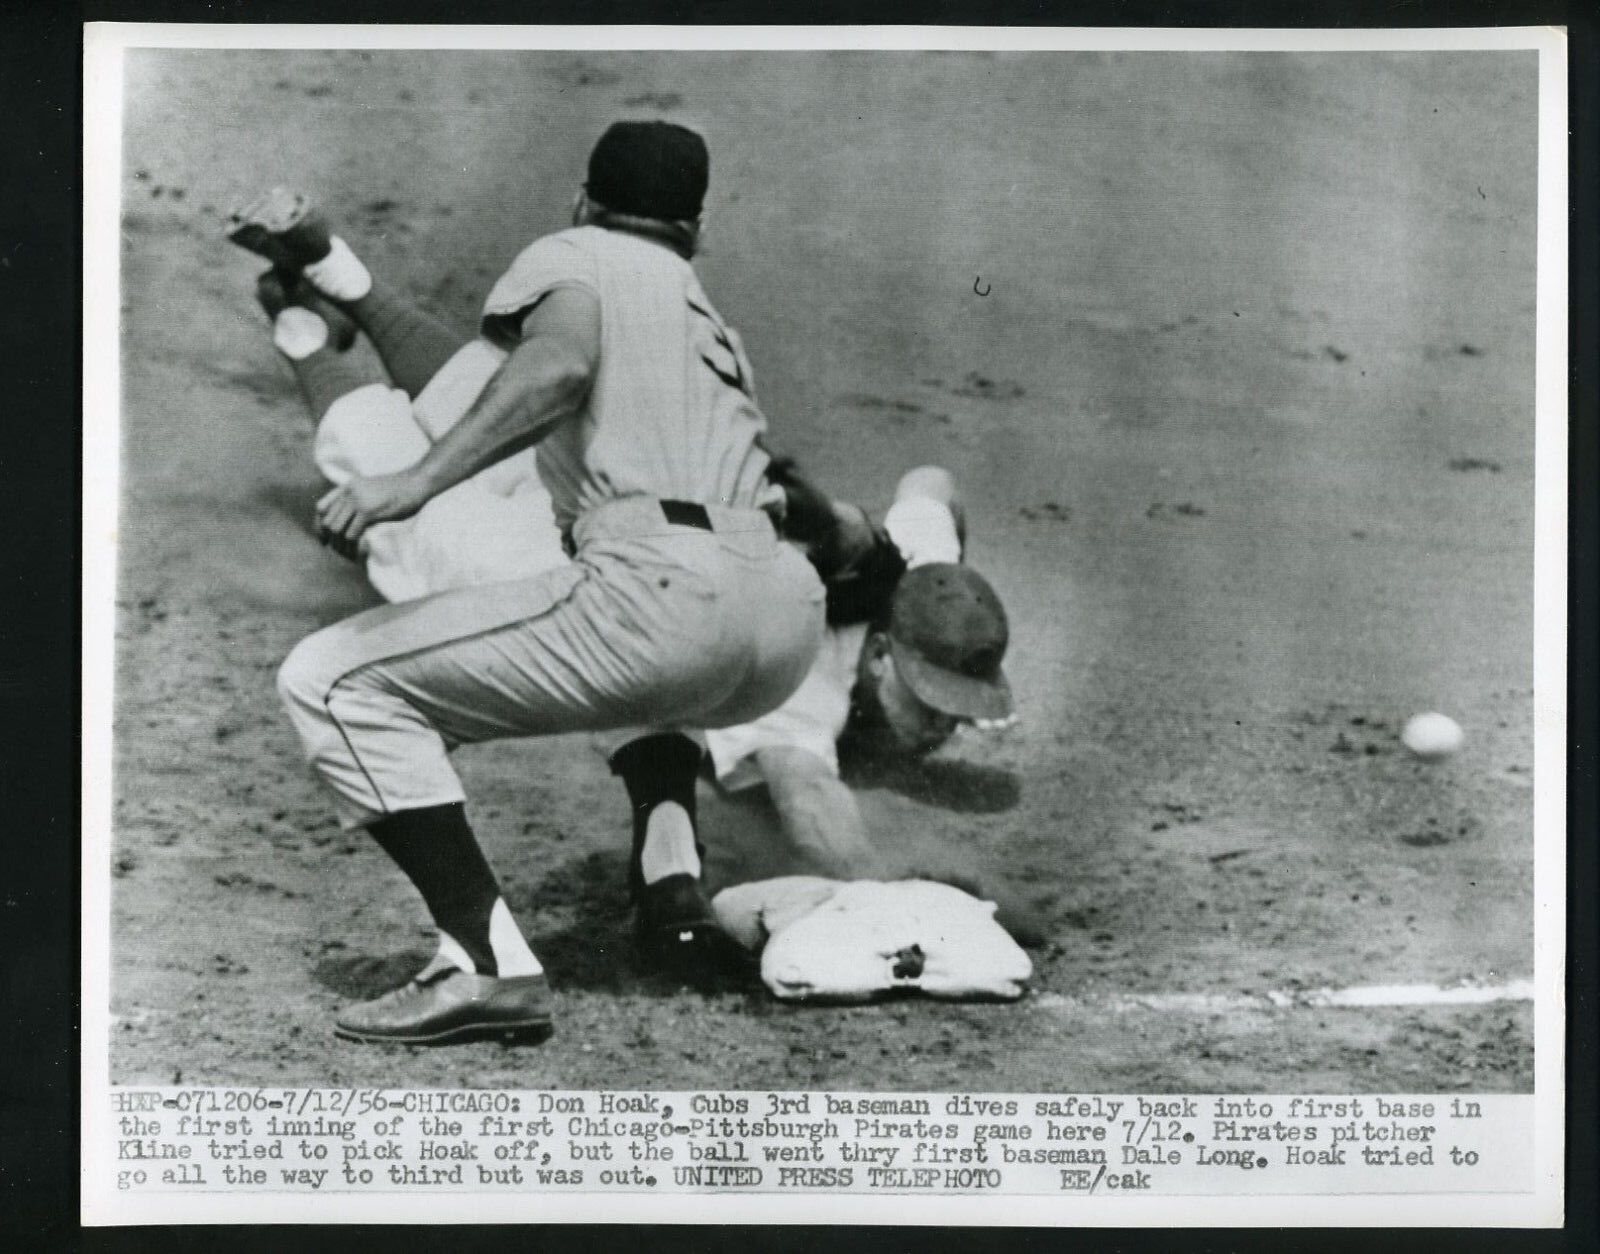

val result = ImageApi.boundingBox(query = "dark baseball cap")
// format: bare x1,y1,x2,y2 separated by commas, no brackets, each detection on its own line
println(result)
886,564,1012,721
586,120,709,222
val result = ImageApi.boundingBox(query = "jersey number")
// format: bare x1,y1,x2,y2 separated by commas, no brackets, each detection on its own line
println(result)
687,298,749,395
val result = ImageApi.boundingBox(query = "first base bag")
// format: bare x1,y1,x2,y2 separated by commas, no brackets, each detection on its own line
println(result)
711,877,1032,1003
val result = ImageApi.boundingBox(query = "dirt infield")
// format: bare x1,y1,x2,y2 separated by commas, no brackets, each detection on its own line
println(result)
108,49,1537,1091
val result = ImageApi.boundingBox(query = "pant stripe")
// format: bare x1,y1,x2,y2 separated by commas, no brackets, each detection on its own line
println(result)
324,692,395,817
316,569,591,818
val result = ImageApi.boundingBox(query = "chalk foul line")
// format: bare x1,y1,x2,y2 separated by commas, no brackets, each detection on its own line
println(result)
1031,979,1534,1014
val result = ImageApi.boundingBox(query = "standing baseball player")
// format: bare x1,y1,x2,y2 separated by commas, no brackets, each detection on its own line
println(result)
235,121,827,1045
240,247,1015,900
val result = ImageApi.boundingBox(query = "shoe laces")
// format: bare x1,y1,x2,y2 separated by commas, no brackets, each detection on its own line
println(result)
373,966,459,1007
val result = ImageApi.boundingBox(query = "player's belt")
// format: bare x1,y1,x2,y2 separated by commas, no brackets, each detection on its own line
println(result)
567,495,776,552
659,499,713,531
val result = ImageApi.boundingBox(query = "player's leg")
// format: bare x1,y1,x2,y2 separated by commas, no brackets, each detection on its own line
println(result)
275,570,592,1044
336,274,468,401
229,188,465,397
229,191,524,462
591,517,827,970
256,260,566,603
276,565,624,1043
605,732,729,966
256,268,383,426
338,798,553,1046
257,266,468,605
275,511,823,1037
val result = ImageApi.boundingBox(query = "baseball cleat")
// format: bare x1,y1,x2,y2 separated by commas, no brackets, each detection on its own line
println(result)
255,268,358,351
333,967,554,1046
635,873,746,977
227,187,333,270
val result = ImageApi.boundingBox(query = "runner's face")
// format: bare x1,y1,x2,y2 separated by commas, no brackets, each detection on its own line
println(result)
862,646,960,754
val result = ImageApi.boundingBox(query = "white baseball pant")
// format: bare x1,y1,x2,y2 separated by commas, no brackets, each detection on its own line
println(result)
277,494,825,829
312,338,569,601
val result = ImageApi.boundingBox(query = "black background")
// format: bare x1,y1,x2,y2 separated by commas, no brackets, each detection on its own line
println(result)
3,0,1593,1249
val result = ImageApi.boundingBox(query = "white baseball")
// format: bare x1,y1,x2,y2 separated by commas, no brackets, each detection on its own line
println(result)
1401,712,1464,758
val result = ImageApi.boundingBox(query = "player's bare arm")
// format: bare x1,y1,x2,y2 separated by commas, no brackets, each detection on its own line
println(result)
752,744,888,880
315,287,601,556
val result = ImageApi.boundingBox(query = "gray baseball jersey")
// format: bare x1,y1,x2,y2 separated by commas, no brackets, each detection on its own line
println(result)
481,225,777,533
278,224,823,829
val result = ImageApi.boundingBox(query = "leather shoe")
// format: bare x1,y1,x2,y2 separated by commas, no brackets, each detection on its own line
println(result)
227,187,333,270
636,874,745,977
334,967,553,1046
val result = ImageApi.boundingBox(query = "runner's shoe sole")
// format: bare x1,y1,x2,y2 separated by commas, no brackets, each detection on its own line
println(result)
227,187,333,270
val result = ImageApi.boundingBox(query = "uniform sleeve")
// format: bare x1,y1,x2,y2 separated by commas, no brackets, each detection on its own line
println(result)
703,626,861,790
882,496,963,569
479,233,600,349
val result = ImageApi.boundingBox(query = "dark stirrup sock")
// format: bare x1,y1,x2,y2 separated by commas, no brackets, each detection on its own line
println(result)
609,733,704,900
341,278,468,399
365,803,503,975
288,345,389,423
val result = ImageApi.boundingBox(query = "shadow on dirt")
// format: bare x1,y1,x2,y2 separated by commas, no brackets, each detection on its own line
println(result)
254,481,325,538
839,742,1021,814
311,854,762,1003
698,787,829,886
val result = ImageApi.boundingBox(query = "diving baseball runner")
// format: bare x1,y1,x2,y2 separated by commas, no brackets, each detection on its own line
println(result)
237,121,828,1046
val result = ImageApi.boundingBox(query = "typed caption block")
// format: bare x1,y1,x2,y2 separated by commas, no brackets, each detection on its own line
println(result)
104,1089,1532,1197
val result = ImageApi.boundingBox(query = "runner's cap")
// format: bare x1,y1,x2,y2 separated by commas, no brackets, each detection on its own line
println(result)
887,563,1012,721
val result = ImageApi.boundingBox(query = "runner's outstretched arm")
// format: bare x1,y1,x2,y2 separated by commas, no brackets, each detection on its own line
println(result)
754,745,889,880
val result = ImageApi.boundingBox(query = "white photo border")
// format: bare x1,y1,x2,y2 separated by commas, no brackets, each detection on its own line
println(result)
81,21,1569,1228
